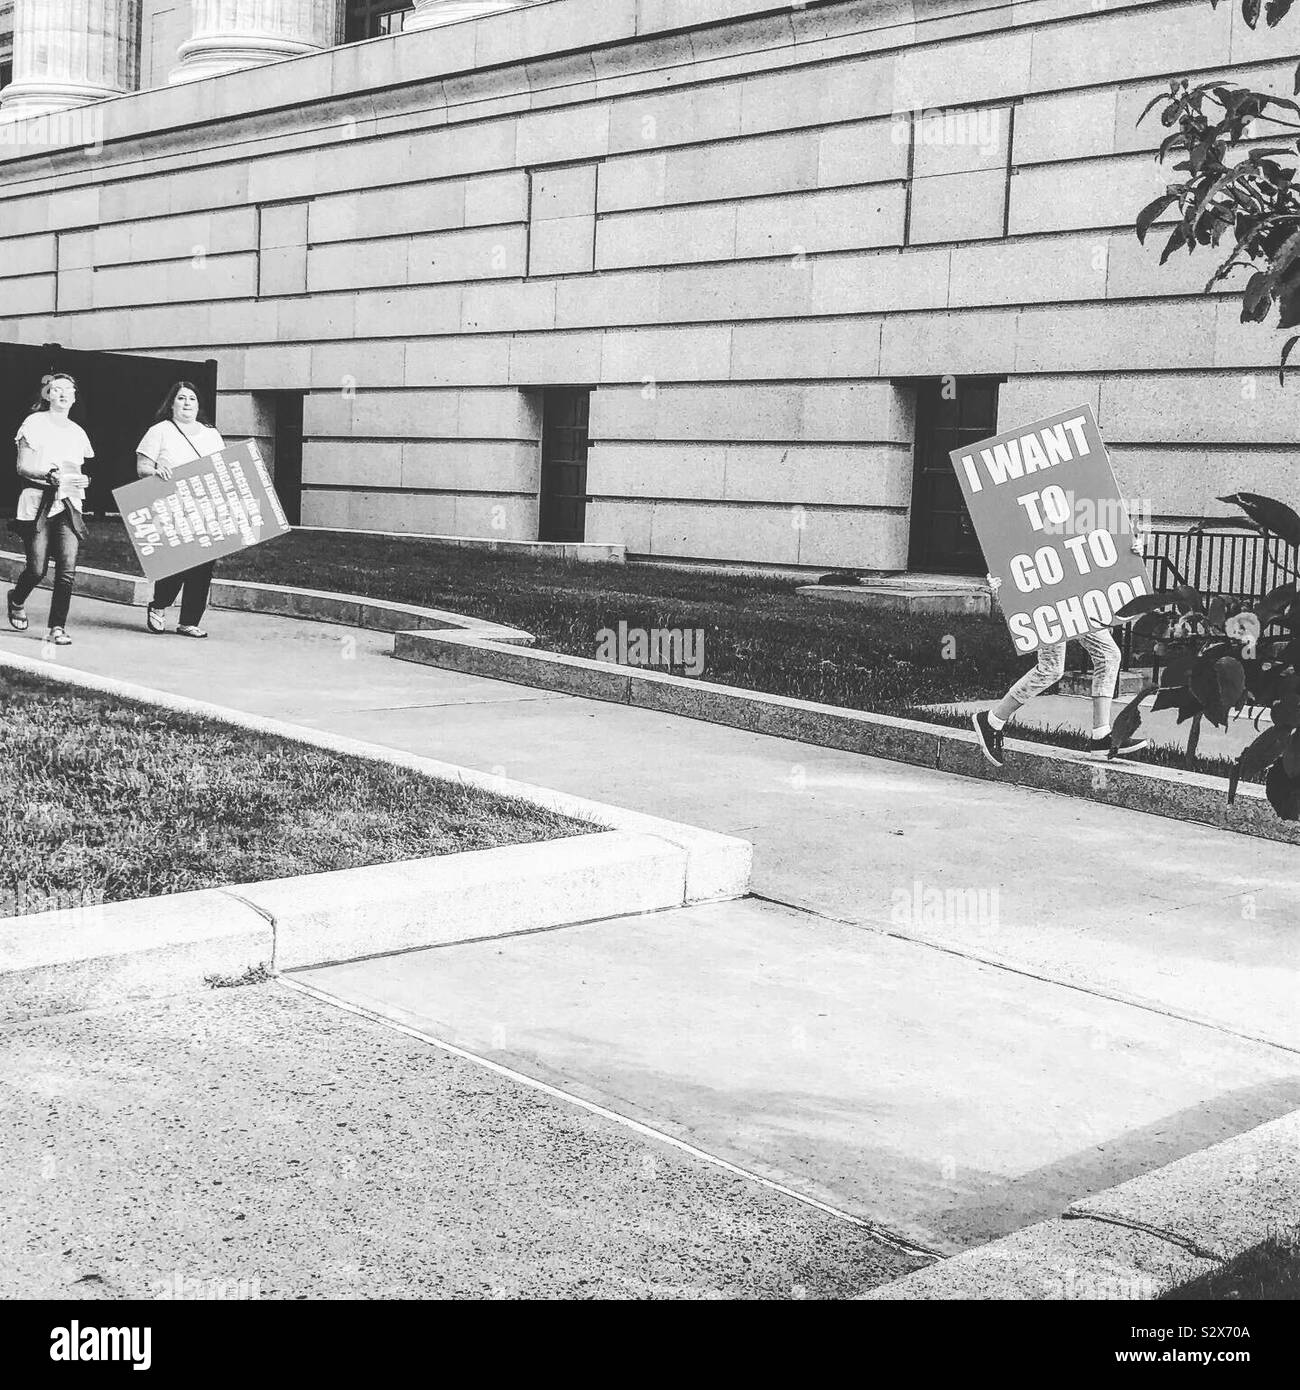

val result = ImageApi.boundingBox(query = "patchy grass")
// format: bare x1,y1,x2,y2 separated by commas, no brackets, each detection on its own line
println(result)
1161,1236,1300,1300
0,668,593,918
204,963,273,989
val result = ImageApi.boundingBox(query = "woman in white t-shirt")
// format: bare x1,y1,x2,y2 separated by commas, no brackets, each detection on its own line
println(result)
7,372,94,646
136,381,225,638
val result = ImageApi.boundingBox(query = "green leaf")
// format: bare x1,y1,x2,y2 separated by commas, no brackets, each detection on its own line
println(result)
1279,334,1300,383
1138,90,1172,127
1216,492,1300,547
1159,649,1197,686
1266,0,1296,25
1115,589,1181,619
1136,191,1179,242
1152,686,1189,712
1265,759,1300,819
1242,269,1274,321
1174,582,1203,612
1190,658,1228,727
1241,724,1289,779
1159,223,1190,263
1284,728,1300,776
1280,280,1300,330
1111,687,1156,749
1255,580,1299,625
1272,693,1300,730
1216,655,1248,710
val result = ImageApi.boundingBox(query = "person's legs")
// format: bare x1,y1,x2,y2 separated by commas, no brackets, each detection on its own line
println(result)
1079,627,1147,757
972,641,1066,767
990,641,1067,726
11,520,51,607
177,562,215,628
46,514,80,630
150,571,185,611
1079,628,1122,735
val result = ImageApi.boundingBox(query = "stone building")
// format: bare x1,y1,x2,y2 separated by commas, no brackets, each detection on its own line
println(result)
0,0,1294,573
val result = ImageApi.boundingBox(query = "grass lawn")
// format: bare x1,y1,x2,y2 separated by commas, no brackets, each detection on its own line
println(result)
1161,1236,1300,1300
70,521,1255,782
0,669,593,918
73,522,1054,706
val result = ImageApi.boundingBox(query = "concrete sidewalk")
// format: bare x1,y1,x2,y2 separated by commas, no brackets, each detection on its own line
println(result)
3,592,1299,1271
932,695,1266,761
0,984,916,1299
300,898,1300,1255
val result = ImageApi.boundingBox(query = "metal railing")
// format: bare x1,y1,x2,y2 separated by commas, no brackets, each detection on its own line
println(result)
1118,526,1300,672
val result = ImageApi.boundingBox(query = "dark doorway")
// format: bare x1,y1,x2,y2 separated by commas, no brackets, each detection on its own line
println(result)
262,391,304,526
538,388,590,543
0,343,218,517
908,376,1000,575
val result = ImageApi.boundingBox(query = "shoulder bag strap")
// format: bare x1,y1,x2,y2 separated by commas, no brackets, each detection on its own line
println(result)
170,419,206,461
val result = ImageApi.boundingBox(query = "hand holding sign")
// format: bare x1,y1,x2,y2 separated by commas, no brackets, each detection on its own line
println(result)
949,405,1151,654
112,440,290,582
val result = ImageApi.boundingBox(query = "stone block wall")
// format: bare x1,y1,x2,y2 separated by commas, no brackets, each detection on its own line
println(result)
0,0,1293,567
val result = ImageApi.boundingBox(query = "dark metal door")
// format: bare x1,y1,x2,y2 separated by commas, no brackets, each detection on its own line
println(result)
270,391,304,526
538,388,590,543
908,377,998,575
0,343,218,517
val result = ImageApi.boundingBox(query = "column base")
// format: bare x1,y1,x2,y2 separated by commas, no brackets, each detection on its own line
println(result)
406,1,525,30
0,78,123,119
169,35,326,85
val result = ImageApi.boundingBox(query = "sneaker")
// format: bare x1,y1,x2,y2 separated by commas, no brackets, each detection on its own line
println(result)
1088,733,1149,760
175,624,208,639
146,605,166,633
7,591,28,631
46,627,71,646
971,710,1005,768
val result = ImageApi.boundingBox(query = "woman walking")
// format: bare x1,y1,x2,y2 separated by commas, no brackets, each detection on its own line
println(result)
135,381,225,638
7,373,94,646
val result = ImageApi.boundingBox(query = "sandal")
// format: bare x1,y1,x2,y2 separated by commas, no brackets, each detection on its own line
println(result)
146,605,166,634
46,627,71,646
176,625,208,639
7,591,28,632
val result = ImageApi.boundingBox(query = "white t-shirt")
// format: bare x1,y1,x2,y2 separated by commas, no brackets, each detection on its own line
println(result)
14,412,94,521
136,420,226,473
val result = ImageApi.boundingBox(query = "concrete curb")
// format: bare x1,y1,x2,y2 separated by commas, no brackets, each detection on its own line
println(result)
6,550,1291,843
859,1109,1300,1300
0,830,711,1022
292,525,625,564
0,650,752,1019
394,629,1300,847
0,887,272,1025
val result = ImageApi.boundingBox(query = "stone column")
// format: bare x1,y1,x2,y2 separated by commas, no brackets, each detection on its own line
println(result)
0,0,140,119
406,0,531,30
169,0,334,85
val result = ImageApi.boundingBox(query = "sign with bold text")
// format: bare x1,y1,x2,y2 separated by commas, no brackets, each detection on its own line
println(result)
949,405,1150,654
112,440,290,582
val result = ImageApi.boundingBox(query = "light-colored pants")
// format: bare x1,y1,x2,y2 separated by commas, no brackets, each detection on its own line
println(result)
1008,628,1121,705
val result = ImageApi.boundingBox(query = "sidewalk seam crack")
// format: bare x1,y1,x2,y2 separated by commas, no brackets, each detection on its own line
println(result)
217,888,279,969
1061,1211,1224,1264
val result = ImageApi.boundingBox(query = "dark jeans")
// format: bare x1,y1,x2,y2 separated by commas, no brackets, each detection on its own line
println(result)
151,562,214,627
11,512,80,629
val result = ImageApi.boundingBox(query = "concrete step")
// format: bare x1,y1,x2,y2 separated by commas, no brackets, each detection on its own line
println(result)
798,578,990,616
